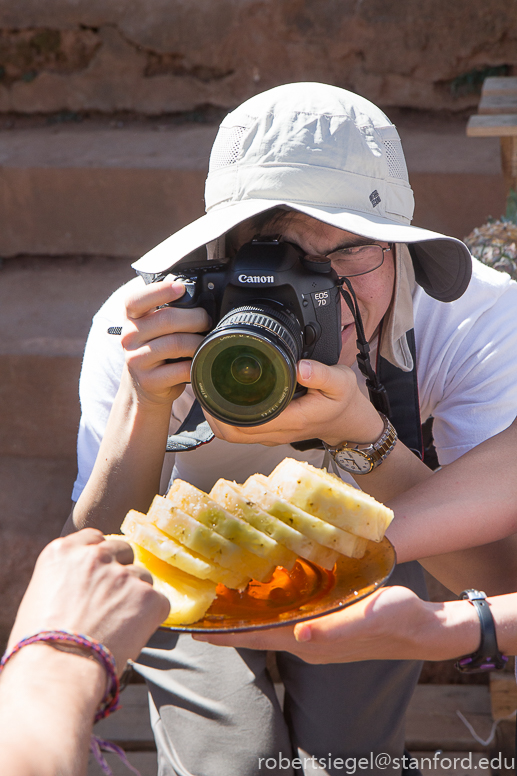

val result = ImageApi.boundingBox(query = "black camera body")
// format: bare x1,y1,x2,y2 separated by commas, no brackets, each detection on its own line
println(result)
170,237,342,426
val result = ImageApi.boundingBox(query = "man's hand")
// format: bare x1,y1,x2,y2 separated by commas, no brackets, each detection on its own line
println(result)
205,359,384,447
192,586,465,664
121,276,211,407
8,529,170,675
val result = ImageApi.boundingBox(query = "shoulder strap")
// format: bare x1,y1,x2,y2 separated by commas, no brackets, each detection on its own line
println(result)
166,400,214,452
376,328,423,457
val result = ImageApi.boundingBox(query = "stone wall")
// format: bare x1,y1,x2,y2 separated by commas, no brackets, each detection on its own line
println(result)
0,0,515,115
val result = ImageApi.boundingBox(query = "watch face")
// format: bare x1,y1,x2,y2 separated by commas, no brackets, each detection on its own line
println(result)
335,449,373,474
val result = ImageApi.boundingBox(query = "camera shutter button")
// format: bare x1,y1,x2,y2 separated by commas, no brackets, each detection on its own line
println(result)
304,323,319,348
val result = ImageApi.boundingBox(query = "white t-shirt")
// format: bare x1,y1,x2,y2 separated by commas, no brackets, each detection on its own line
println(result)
72,257,517,501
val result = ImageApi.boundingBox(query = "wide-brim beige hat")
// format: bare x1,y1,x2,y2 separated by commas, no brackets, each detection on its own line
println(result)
133,82,472,303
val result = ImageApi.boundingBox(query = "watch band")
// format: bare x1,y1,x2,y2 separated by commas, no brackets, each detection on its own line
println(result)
323,413,398,475
455,589,508,673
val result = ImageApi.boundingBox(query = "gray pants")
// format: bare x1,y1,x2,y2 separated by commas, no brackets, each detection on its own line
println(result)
135,562,426,776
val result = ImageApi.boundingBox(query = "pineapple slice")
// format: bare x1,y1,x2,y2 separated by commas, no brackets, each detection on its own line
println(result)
121,510,247,589
132,543,217,626
268,458,393,542
166,480,276,580
147,496,251,589
243,474,368,559
212,479,339,570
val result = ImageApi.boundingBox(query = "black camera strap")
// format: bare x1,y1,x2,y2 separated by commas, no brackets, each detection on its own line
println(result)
166,401,214,452
338,279,423,457
338,279,391,418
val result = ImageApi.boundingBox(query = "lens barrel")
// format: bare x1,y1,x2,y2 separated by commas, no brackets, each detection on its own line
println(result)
191,304,303,426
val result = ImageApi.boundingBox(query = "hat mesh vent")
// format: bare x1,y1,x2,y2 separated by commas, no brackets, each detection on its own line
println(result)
209,125,248,172
383,138,408,180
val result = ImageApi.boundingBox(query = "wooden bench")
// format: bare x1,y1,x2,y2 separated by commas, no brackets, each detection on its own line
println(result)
467,76,517,197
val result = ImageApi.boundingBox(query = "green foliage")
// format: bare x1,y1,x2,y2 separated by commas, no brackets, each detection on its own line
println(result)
505,189,517,225
450,65,509,98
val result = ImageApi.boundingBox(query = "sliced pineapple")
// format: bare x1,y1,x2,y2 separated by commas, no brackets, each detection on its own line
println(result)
166,480,276,580
147,496,251,588
121,510,248,589
212,479,339,570
131,543,217,626
268,458,394,542
243,474,368,559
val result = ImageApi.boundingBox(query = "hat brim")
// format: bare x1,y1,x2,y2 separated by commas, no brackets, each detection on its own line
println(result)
132,199,472,302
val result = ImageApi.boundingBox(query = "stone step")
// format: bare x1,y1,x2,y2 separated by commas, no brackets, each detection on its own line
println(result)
0,122,215,259
0,113,506,260
0,256,133,459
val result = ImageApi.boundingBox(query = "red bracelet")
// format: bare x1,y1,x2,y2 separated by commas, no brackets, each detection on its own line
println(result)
0,629,120,722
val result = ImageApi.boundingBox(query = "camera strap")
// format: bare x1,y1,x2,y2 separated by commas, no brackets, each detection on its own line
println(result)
338,279,423,458
166,401,214,452
339,279,391,418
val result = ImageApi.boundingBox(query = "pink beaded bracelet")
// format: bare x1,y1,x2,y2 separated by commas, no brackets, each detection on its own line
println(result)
0,629,120,722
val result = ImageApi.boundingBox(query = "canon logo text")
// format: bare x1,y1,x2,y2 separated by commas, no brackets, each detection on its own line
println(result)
237,274,275,284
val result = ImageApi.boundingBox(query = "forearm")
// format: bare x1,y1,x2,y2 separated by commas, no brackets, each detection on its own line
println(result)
386,424,517,564
415,593,517,662
420,533,517,597
71,368,173,534
0,645,105,776
351,439,433,502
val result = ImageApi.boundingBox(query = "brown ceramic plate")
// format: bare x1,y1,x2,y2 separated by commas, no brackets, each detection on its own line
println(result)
160,536,396,634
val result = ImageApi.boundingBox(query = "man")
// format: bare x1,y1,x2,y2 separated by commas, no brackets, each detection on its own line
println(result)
65,83,517,775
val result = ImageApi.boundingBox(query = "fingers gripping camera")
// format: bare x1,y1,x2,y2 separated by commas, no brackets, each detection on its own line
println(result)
166,237,342,426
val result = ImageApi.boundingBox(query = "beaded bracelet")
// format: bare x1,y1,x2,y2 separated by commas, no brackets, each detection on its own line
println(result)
0,629,120,722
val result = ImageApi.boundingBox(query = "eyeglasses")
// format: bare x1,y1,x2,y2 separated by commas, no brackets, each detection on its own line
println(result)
310,244,391,278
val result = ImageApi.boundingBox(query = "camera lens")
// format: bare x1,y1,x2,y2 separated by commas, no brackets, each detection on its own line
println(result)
191,304,302,426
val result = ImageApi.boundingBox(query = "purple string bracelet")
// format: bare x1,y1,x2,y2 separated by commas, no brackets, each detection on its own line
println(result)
0,629,120,722
0,629,142,776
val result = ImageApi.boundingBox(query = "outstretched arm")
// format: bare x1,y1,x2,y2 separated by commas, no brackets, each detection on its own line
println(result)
194,584,517,666
387,420,517,564
0,529,169,776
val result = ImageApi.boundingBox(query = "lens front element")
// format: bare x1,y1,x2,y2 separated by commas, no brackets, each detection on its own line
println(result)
230,353,263,386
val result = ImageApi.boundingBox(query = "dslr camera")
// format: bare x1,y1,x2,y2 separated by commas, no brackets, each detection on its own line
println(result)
169,237,342,426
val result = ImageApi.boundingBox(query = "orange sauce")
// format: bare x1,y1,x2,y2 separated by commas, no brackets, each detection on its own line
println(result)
206,559,336,621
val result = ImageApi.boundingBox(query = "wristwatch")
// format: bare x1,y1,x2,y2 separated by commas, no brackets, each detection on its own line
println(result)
455,589,508,673
323,413,397,475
